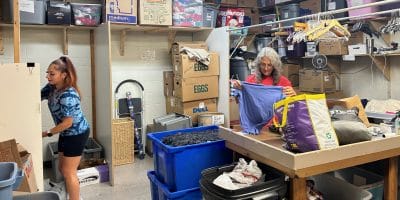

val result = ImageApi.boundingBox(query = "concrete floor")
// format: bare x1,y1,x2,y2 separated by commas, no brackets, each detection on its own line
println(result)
80,156,154,200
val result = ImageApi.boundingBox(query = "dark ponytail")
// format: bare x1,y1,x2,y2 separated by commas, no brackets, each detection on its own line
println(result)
50,56,82,98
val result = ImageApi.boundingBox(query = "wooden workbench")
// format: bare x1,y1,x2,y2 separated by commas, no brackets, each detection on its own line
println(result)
219,127,400,200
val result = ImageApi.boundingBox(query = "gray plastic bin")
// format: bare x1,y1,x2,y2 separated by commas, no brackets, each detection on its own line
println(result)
13,191,61,200
203,5,218,28
1,0,46,24
278,3,300,27
333,167,383,200
153,113,192,132
49,138,103,183
48,142,63,183
0,162,23,200
311,173,372,200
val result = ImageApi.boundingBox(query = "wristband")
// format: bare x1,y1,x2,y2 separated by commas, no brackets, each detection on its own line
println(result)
47,130,53,137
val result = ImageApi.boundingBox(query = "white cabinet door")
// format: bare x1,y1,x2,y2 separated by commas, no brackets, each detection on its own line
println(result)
0,63,43,191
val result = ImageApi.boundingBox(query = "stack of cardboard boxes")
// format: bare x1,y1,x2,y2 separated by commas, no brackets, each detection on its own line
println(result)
164,42,220,125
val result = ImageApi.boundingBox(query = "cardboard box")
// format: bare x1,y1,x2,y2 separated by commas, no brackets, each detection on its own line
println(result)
171,97,218,123
282,64,300,87
244,8,262,33
299,69,336,93
163,71,174,97
171,41,208,56
348,44,367,55
139,0,172,25
300,0,321,14
238,0,257,7
106,0,138,24
229,96,239,123
165,96,174,113
319,39,349,55
77,165,109,187
198,112,225,126
348,32,365,45
0,139,38,192
174,76,219,102
221,0,238,5
174,52,220,78
173,0,203,27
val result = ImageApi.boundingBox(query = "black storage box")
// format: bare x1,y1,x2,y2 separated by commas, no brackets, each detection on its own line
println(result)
200,162,287,200
47,1,71,25
286,41,306,58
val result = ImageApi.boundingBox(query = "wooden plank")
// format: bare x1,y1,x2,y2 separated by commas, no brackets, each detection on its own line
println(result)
384,157,398,200
90,30,96,140
369,55,391,80
225,142,296,177
13,0,20,63
199,27,230,127
220,127,400,172
119,30,126,56
291,177,307,200
63,28,68,55
0,27,4,55
167,31,176,53
94,23,114,185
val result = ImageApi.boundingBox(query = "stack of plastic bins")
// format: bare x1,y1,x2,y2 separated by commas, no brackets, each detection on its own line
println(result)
13,191,61,200
0,162,23,200
147,125,233,200
200,162,287,200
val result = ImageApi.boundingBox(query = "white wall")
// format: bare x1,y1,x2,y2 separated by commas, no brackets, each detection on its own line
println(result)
0,28,194,161
339,33,400,100
110,31,192,126
0,28,92,161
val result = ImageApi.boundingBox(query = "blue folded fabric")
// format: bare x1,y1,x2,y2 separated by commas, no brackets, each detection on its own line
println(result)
237,82,285,134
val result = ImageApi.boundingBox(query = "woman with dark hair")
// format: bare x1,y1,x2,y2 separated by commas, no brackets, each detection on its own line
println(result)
41,56,89,200
233,47,296,96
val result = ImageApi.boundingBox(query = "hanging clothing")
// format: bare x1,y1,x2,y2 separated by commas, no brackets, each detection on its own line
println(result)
237,82,285,134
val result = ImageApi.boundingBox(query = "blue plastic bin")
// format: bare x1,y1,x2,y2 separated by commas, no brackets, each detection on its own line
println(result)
147,125,233,192
0,162,23,200
147,171,202,200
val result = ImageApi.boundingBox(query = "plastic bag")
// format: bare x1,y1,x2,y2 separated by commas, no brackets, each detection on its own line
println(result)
274,94,339,153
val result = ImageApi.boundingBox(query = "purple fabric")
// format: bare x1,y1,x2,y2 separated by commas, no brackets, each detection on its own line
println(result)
238,82,285,134
275,100,319,152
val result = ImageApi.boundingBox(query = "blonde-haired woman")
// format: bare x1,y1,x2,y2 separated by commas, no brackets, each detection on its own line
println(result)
233,47,296,97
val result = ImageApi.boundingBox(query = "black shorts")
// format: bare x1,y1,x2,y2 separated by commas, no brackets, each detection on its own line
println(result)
58,129,90,157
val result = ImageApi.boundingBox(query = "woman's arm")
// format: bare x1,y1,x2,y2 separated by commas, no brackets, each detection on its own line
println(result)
42,117,73,137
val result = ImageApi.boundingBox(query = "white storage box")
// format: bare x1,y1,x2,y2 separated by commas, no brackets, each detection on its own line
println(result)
348,44,367,55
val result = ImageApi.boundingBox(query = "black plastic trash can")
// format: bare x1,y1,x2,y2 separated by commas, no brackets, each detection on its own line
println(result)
200,162,287,200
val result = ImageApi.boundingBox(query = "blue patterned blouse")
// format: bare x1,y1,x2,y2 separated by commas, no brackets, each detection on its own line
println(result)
41,84,89,136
